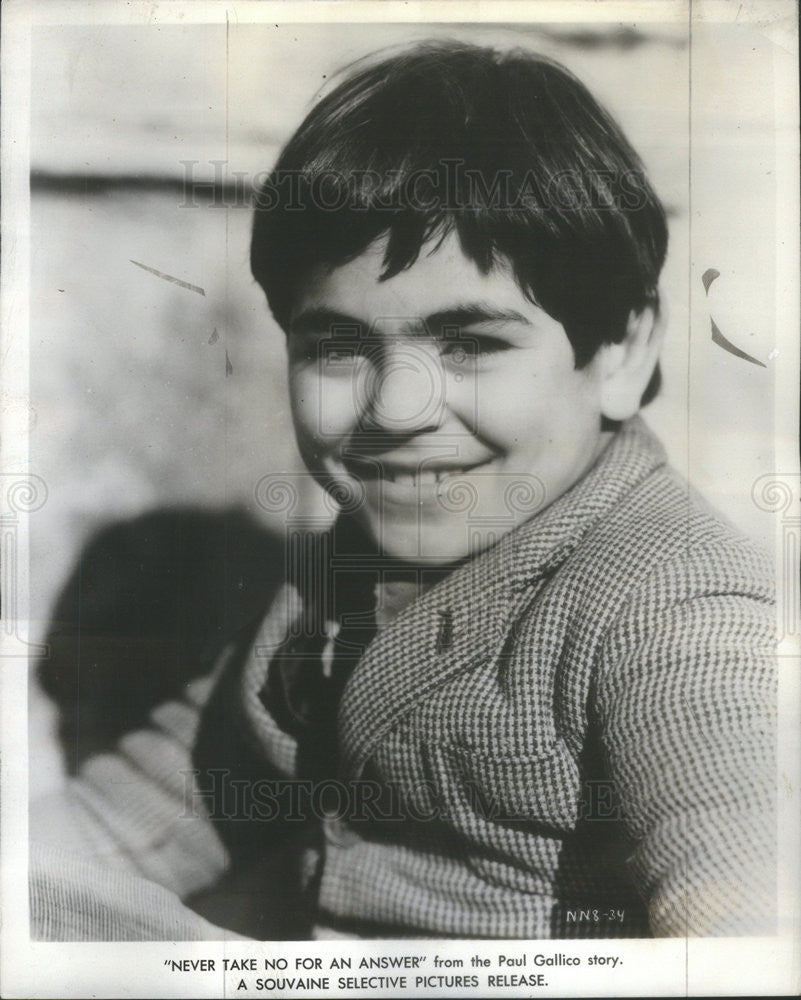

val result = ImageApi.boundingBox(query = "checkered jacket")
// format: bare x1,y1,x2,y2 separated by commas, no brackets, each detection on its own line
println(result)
196,417,777,938
31,418,776,939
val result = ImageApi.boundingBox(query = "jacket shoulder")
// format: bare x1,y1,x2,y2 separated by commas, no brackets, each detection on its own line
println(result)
567,459,774,608
518,458,775,745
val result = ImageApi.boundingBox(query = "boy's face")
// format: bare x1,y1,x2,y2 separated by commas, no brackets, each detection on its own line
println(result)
287,232,608,563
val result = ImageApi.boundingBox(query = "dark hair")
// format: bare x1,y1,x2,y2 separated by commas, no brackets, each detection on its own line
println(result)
251,40,667,402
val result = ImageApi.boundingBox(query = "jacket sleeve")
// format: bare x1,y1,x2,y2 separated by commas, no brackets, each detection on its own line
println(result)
30,665,230,902
594,545,777,936
30,841,247,941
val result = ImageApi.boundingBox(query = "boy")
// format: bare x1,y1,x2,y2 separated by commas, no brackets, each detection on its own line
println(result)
31,41,775,940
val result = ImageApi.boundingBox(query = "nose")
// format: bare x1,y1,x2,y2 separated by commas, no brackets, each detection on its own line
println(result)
360,341,446,433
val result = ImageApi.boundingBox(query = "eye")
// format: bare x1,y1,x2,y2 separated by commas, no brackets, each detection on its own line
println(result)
290,335,365,368
289,319,369,368
439,333,510,366
320,339,373,370
323,345,359,365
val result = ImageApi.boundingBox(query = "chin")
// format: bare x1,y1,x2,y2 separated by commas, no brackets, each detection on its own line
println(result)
368,516,488,565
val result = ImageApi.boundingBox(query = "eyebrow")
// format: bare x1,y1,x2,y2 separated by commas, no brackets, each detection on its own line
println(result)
289,308,364,337
425,305,533,332
289,303,532,337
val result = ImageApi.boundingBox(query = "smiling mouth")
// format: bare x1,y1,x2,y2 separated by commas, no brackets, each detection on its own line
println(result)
343,459,491,487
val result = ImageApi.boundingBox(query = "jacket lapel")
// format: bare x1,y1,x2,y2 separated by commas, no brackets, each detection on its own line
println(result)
337,538,531,778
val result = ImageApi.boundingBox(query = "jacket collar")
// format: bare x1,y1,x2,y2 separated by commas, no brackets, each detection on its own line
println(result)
337,416,668,776
501,415,667,587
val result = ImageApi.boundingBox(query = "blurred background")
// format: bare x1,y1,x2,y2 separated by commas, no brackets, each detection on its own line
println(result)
28,18,783,797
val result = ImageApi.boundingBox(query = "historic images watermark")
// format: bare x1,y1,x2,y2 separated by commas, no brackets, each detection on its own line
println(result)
0,473,49,659
178,158,654,214
180,770,629,825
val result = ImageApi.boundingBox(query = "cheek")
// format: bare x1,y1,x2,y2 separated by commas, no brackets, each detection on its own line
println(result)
461,369,554,435
289,368,359,444
463,365,600,447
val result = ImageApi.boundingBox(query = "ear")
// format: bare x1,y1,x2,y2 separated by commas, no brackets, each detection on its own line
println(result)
598,304,663,422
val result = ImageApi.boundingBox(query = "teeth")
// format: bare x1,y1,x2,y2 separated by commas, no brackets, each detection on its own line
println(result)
379,466,479,487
